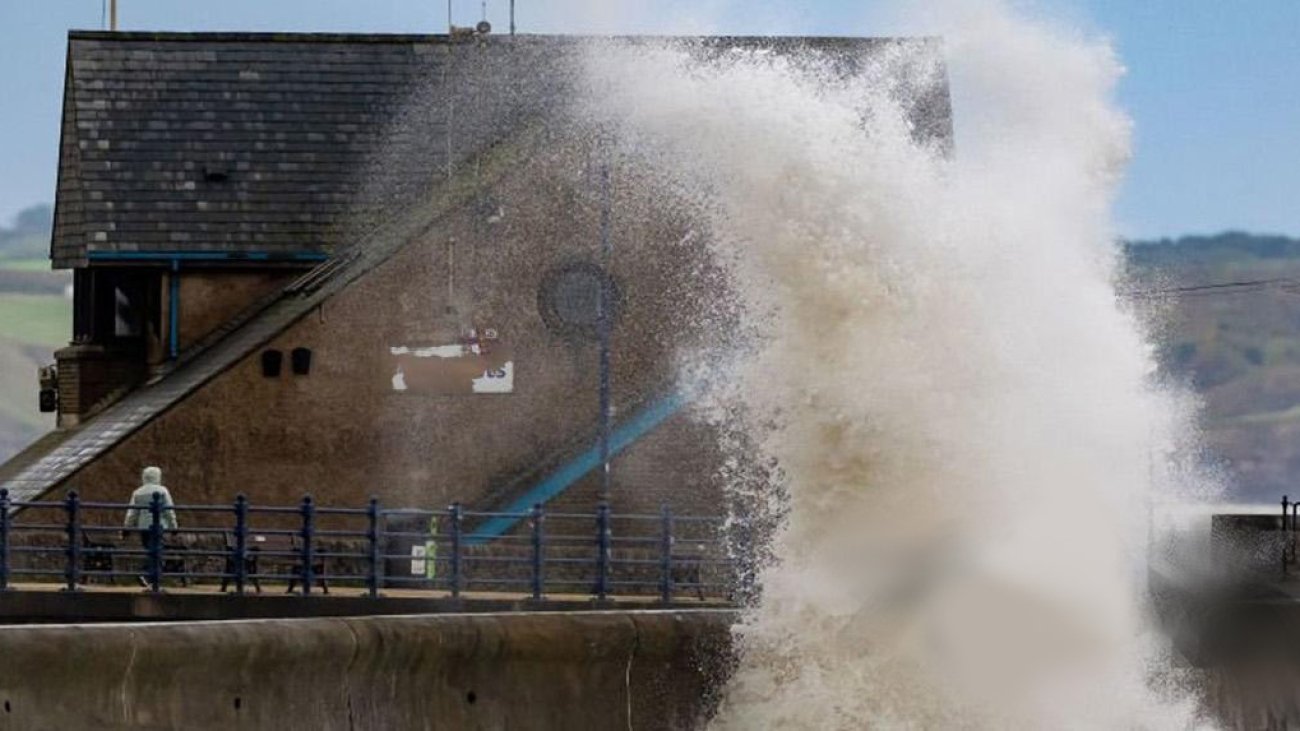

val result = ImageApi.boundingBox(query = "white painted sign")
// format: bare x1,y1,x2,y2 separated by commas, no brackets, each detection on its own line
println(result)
389,329,514,395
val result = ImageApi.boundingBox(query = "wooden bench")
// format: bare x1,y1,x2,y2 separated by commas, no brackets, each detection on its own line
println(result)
81,531,115,579
220,533,328,594
80,530,190,587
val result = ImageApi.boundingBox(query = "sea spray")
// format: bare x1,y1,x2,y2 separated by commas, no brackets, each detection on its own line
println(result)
578,3,1212,727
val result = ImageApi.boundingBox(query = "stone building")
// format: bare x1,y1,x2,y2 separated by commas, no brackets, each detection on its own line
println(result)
0,31,951,534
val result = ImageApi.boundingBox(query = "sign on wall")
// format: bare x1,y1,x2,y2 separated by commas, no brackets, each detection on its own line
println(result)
389,329,514,395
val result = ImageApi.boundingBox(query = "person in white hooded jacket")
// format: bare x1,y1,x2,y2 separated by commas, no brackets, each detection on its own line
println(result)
123,466,179,544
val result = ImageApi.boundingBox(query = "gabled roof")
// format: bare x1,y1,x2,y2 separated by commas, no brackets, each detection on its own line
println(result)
52,31,447,268
51,32,953,270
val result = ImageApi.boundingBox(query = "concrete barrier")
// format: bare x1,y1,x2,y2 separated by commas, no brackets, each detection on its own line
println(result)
0,610,736,730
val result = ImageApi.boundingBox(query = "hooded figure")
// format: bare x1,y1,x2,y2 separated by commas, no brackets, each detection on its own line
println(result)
123,466,179,532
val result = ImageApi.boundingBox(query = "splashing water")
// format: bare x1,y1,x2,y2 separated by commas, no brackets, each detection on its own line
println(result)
580,2,1213,728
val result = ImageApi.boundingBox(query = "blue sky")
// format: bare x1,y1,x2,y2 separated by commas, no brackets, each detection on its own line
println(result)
0,0,1296,239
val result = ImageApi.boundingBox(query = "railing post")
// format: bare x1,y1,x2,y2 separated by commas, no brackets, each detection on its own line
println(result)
366,496,381,599
659,504,674,604
0,489,11,592
1285,495,1292,574
596,501,611,601
530,504,544,601
1293,502,1299,565
234,494,249,595
299,495,315,597
448,502,463,599
64,490,81,592
147,491,163,593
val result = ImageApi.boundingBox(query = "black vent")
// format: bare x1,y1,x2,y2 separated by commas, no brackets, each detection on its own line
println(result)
261,350,283,378
291,348,313,376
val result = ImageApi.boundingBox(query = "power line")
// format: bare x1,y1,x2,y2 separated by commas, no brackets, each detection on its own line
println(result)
1121,278,1300,300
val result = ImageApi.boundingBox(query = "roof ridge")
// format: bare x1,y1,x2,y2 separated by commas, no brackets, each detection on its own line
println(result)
67,31,456,43
66,31,939,44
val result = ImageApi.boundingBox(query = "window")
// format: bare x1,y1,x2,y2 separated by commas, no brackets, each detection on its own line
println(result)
72,269,155,344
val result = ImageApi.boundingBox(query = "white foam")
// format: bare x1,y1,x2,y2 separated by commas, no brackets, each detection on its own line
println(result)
579,2,1215,727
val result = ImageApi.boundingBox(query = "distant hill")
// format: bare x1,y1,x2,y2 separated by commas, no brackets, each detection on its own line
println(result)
0,205,66,462
1130,232,1300,269
1128,232,1300,501
0,204,53,261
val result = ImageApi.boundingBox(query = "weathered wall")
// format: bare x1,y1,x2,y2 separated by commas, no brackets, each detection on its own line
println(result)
1151,567,1300,729
0,610,734,731
51,132,733,523
53,343,148,427
175,269,300,352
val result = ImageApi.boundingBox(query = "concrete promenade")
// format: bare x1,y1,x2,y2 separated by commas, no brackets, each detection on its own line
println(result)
0,609,736,730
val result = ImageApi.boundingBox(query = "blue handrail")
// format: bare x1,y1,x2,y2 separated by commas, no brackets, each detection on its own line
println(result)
467,391,688,543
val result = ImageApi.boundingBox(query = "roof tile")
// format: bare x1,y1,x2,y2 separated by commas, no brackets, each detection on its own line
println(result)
53,33,446,267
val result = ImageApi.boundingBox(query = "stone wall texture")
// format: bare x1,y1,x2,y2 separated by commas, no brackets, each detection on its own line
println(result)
0,610,735,730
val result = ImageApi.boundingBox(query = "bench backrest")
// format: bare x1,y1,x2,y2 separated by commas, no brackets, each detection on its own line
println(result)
224,532,302,554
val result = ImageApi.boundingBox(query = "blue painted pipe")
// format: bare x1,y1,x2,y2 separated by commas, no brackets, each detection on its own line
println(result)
467,390,689,543
168,260,180,360
87,250,329,263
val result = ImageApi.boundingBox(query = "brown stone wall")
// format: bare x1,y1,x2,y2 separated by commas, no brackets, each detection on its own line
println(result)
176,269,298,351
542,416,728,519
51,140,736,530
54,343,147,427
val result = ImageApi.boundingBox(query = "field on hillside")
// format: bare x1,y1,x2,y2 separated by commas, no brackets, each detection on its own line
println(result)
0,293,70,346
0,208,65,460
0,258,51,273
1130,234,1300,501
0,257,69,461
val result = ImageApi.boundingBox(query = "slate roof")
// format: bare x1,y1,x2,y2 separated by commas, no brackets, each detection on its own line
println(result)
6,32,953,507
51,32,954,270
52,32,447,268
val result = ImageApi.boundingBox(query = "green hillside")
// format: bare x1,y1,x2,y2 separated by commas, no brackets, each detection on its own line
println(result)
1127,232,1300,501
0,294,71,346
0,205,67,461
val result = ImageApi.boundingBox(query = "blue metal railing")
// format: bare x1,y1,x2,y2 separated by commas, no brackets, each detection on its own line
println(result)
0,489,734,604
1282,495,1299,574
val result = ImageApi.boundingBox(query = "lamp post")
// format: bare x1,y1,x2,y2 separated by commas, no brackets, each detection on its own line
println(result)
597,161,613,503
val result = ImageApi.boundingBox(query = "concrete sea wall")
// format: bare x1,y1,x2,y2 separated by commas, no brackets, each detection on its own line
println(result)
0,610,735,730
